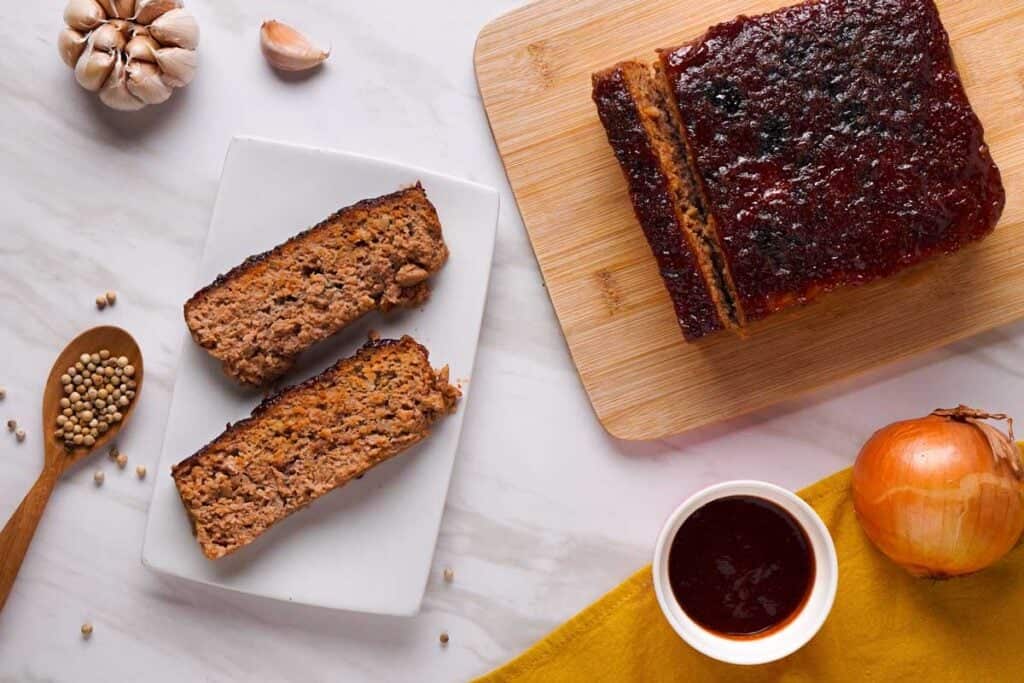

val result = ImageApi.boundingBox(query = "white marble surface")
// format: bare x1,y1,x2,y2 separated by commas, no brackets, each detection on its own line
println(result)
1,1,1022,681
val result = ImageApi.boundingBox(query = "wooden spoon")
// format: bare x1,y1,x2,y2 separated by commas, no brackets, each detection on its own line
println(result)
0,326,143,613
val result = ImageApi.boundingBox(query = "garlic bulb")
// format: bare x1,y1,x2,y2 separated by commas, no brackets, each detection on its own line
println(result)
58,0,198,111
260,20,329,72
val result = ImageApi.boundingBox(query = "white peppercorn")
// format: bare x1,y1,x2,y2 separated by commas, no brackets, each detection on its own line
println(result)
15,429,25,442
105,291,117,305
6,419,16,432
93,470,104,485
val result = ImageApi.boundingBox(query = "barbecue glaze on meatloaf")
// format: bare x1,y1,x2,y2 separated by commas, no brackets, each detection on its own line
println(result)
592,62,740,339
593,0,1005,337
184,184,448,387
171,336,460,560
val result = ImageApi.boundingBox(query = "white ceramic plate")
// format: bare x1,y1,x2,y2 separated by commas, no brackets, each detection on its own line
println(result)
141,136,499,615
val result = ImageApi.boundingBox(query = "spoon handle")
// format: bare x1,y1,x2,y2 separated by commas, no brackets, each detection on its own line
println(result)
0,465,61,613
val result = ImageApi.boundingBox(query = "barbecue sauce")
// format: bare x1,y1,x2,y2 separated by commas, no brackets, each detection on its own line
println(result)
668,496,814,638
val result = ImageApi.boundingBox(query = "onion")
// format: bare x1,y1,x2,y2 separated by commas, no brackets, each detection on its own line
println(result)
852,406,1024,578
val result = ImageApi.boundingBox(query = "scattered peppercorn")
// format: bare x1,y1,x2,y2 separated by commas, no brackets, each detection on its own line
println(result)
116,453,127,469
81,623,93,638
15,429,25,443
0,386,6,400
95,296,107,310
136,465,147,479
440,632,450,645
443,568,454,583
93,471,104,486
6,419,15,432
105,291,117,306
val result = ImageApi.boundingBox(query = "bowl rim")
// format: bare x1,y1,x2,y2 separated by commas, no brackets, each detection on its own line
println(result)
652,480,839,666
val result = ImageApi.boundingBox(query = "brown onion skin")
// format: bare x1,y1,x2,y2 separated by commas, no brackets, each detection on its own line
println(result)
853,415,1024,578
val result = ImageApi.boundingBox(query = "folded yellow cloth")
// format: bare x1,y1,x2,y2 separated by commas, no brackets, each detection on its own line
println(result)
476,468,1024,682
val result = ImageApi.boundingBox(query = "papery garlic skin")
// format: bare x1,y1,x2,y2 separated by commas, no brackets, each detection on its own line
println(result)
75,44,116,91
260,20,329,72
134,0,182,26
99,58,146,111
154,47,197,87
58,28,88,67
125,34,160,62
91,22,127,52
97,0,136,19
126,61,172,104
148,9,199,50
59,0,198,110
65,0,106,32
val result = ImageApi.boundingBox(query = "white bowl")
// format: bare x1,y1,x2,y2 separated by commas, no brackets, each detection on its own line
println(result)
652,480,838,665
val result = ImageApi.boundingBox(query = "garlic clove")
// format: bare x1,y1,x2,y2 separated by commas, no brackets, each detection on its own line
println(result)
91,22,127,53
148,8,199,50
64,0,108,32
126,60,172,104
153,47,197,87
259,20,329,72
58,28,88,68
113,0,136,18
125,34,160,62
95,0,133,18
75,43,116,91
133,0,181,26
99,58,146,111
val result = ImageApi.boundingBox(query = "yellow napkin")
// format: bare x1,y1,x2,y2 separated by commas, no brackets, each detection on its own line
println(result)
476,469,1024,682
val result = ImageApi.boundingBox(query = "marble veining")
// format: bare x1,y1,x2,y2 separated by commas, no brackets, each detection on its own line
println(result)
3,1,1024,681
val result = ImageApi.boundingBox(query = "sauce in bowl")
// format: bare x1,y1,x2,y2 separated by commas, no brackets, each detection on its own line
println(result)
667,495,814,638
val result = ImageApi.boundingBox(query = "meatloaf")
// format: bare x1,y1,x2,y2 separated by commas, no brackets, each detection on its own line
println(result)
184,184,448,386
593,0,1005,337
171,336,460,560
592,62,740,339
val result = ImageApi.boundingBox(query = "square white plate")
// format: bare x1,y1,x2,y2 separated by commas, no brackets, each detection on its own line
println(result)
142,136,498,615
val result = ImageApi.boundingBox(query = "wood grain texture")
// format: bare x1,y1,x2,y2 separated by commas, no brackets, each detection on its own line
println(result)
0,326,142,612
475,0,1024,440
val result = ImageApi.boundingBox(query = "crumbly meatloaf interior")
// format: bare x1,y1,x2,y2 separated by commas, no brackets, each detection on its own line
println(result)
184,184,448,387
627,61,743,330
171,336,461,560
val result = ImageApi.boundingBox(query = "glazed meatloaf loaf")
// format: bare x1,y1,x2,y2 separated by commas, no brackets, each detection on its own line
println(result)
172,336,460,560
184,184,448,386
593,0,1005,339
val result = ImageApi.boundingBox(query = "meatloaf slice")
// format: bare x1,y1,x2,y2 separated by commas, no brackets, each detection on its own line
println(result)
184,184,448,387
171,336,460,560
592,62,739,339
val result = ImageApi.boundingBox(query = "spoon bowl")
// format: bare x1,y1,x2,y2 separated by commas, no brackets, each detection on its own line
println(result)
43,326,144,469
0,326,143,613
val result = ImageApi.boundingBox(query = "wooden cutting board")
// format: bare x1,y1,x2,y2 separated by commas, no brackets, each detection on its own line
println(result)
475,0,1024,440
